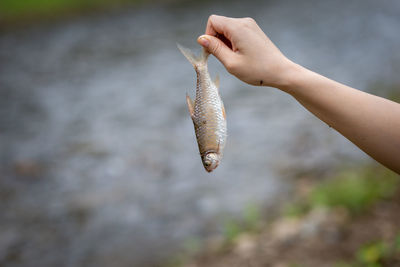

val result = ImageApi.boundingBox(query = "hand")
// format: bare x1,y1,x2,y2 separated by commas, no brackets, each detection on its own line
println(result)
197,16,400,174
198,15,296,88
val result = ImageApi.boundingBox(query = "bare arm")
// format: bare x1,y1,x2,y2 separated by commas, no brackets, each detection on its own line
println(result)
198,15,400,174
285,65,400,173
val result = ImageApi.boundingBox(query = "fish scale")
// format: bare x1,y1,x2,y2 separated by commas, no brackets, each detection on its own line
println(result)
178,44,227,172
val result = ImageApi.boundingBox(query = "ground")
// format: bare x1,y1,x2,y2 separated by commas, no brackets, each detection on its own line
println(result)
182,165,400,267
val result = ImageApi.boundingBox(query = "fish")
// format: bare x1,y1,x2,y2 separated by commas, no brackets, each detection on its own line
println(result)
178,44,227,172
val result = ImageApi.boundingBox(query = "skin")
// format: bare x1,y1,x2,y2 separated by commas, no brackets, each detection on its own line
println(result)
197,15,400,174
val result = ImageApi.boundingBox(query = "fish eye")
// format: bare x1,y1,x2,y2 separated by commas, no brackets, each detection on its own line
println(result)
203,153,220,172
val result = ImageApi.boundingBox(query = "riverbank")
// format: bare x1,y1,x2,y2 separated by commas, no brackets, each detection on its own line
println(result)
175,163,400,267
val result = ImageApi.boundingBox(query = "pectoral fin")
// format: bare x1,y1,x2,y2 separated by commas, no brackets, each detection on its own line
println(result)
186,93,195,119
214,74,220,88
221,103,226,119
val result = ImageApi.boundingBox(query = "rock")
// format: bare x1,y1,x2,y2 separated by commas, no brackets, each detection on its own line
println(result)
234,233,257,258
13,160,43,177
300,206,329,238
270,218,301,243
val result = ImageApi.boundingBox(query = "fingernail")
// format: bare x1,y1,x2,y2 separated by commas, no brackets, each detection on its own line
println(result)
198,36,209,48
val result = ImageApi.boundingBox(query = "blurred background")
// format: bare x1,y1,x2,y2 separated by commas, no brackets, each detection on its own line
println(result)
0,0,399,266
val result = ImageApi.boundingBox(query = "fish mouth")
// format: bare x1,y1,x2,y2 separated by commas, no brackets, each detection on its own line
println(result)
202,152,220,172
204,165,218,172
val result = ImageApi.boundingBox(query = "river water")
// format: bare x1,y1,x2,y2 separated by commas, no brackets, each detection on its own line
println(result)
0,0,399,266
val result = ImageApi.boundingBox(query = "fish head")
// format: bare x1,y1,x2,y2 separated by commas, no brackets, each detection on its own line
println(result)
202,152,220,172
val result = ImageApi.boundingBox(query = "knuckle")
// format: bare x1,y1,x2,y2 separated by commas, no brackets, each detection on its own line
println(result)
209,14,221,24
211,40,221,55
242,17,255,26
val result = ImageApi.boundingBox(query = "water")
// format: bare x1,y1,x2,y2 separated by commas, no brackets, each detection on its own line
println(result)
0,0,399,266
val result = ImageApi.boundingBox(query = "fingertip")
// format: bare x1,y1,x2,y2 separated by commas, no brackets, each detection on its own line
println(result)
197,35,210,48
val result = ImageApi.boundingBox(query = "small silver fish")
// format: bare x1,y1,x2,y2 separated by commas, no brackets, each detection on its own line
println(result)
178,44,227,172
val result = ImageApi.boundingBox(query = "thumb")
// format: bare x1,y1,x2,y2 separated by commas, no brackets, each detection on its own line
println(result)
197,34,234,66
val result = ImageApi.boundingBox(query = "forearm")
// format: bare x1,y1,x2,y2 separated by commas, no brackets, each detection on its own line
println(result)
199,15,400,173
278,63,400,174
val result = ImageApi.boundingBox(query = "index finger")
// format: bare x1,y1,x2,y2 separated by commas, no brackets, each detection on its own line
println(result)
205,15,234,38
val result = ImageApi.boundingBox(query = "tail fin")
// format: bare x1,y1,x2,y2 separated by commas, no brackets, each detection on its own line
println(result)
177,43,209,68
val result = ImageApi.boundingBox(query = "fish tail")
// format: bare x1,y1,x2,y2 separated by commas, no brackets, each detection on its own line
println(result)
177,43,209,68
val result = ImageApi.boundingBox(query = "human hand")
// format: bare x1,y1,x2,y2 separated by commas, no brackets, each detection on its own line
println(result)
198,15,296,88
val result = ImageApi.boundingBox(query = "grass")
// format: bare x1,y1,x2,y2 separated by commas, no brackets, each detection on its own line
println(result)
395,234,400,252
223,163,399,247
222,203,261,244
284,164,399,217
336,234,400,267
283,164,400,266
173,163,399,267
165,204,262,266
0,0,149,26
165,238,202,267
356,241,389,267
311,166,398,214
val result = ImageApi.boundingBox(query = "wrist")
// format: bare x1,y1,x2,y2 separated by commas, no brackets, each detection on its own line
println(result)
273,60,307,94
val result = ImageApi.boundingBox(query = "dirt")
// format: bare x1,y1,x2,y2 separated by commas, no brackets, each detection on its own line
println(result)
185,190,400,267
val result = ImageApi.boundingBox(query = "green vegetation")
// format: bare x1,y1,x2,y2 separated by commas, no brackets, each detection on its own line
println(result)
222,219,242,244
222,203,261,244
176,163,399,267
395,233,400,252
388,90,400,103
356,241,389,267
283,200,309,218
311,166,398,214
242,203,261,230
222,163,399,250
368,81,400,103
284,164,400,267
165,238,201,267
165,204,262,266
0,0,149,26
1,0,96,18
285,164,399,217
336,235,400,267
